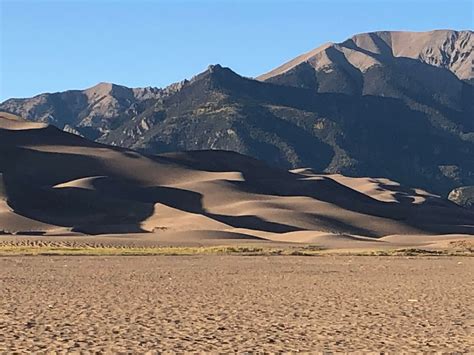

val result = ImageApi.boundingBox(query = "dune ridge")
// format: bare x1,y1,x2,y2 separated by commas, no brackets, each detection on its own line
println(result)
0,112,47,130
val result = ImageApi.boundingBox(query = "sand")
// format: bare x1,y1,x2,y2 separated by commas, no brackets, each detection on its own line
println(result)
0,112,47,130
1,116,473,243
0,255,472,352
1,109,473,353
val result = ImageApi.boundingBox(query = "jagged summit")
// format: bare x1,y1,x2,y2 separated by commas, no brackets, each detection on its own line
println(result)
207,63,223,72
189,64,240,82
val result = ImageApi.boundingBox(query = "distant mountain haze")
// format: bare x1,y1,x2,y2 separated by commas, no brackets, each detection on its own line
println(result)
1,30,473,196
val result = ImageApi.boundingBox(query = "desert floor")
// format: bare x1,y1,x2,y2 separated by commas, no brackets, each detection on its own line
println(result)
1,255,473,352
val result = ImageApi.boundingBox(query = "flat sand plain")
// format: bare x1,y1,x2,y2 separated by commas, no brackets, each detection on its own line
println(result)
1,256,472,352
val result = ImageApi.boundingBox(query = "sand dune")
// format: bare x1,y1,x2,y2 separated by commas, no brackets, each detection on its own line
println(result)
0,172,61,234
0,112,47,130
0,117,473,247
293,169,443,205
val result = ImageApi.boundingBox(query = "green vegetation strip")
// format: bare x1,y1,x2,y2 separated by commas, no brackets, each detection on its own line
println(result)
0,245,471,256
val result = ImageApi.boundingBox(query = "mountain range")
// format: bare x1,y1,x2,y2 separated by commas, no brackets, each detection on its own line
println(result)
1,29,473,196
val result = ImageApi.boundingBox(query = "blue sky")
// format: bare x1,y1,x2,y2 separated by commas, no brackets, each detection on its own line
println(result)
0,0,472,101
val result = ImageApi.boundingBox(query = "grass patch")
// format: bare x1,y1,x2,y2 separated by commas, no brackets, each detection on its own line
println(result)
371,248,444,256
328,248,472,257
0,244,471,257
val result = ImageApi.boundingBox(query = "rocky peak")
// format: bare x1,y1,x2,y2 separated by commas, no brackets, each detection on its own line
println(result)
84,82,135,100
259,30,473,82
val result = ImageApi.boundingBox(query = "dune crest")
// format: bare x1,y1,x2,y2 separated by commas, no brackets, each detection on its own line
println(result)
0,112,47,130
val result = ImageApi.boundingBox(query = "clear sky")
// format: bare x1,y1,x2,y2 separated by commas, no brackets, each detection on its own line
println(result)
0,0,472,101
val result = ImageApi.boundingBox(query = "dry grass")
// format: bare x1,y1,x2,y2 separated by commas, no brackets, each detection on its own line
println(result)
0,245,271,256
0,241,472,257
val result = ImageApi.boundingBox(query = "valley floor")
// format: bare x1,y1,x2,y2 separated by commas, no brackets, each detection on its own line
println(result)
1,255,473,352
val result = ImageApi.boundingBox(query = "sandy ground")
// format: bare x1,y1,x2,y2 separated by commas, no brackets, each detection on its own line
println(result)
1,256,472,352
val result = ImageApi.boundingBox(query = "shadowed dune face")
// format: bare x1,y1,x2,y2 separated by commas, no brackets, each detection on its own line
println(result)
1,117,474,237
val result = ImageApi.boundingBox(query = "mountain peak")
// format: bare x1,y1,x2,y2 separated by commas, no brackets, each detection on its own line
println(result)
84,82,134,100
86,81,114,93
207,64,224,72
203,64,237,78
187,64,241,86
259,29,473,82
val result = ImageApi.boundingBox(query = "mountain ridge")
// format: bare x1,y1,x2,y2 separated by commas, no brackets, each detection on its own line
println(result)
1,29,472,196
258,29,473,82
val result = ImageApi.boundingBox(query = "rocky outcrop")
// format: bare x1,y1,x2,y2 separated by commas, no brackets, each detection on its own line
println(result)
448,186,474,209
